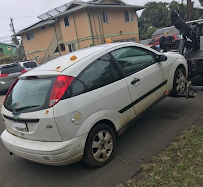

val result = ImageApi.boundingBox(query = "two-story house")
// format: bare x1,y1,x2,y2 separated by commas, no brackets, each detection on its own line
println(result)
16,0,144,63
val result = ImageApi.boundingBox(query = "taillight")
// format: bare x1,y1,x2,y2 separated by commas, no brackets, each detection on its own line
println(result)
3,78,19,105
49,75,74,107
0,74,8,78
21,70,27,73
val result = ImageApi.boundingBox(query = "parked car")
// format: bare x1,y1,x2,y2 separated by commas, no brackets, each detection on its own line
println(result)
0,63,27,92
18,60,39,71
1,42,187,167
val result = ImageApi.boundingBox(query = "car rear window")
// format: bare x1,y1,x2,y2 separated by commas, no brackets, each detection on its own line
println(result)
4,78,55,113
0,65,24,74
23,61,38,68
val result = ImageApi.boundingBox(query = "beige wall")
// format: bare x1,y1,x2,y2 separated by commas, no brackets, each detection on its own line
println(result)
22,23,61,61
59,10,90,49
88,7,139,44
22,5,140,62
102,8,138,35
22,23,60,53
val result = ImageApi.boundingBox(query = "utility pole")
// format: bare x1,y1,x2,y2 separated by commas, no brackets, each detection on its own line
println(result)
10,18,19,45
187,0,193,21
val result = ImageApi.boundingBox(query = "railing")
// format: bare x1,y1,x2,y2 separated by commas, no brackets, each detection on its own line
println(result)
41,31,63,64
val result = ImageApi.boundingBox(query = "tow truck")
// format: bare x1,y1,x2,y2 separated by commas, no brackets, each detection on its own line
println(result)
157,10,203,97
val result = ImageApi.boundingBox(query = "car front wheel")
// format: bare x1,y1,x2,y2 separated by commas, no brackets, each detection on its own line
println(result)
172,68,186,95
83,123,116,167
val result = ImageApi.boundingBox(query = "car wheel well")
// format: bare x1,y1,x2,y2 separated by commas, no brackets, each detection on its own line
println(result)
90,119,117,137
177,64,186,72
97,119,117,136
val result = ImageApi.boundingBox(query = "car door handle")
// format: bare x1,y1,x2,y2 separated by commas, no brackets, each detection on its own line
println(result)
131,78,140,85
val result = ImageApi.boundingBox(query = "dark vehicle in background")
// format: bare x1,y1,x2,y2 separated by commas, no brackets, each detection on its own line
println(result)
146,33,181,51
18,60,39,71
0,63,27,92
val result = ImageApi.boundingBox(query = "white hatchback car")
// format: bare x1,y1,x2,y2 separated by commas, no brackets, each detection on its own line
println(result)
1,43,187,167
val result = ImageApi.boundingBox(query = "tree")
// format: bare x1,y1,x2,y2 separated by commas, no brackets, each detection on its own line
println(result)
138,1,203,40
199,0,203,6
169,1,187,20
138,2,170,40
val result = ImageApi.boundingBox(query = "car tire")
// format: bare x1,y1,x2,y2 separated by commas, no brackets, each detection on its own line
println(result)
83,123,116,167
172,68,186,95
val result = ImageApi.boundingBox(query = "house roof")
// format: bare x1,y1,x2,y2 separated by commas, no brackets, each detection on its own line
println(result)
16,19,56,36
16,0,144,36
0,42,17,47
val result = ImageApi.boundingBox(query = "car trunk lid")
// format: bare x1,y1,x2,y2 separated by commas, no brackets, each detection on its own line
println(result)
3,76,63,141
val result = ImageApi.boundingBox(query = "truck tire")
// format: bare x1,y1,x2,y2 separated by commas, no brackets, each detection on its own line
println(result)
83,123,116,167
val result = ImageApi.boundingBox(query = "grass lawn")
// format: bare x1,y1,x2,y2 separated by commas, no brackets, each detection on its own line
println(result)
117,115,203,187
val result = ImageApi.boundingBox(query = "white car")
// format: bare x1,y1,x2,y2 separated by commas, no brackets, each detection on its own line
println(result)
18,60,39,71
1,42,187,167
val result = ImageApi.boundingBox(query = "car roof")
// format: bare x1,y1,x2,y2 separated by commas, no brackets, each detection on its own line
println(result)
18,60,37,64
20,42,154,78
0,63,21,69
25,43,132,73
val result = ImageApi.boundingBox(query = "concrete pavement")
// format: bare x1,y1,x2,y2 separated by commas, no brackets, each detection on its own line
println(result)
0,95,5,113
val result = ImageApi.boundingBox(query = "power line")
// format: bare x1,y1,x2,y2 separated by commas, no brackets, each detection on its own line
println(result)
0,16,37,21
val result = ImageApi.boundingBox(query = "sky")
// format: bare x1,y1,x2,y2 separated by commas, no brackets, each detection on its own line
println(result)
0,0,201,43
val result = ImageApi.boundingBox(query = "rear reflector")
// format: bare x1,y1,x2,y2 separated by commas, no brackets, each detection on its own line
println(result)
3,78,19,105
0,74,8,78
21,70,27,73
49,75,74,107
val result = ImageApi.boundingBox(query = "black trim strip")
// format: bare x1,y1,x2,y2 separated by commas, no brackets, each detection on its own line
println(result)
119,80,167,113
3,115,39,123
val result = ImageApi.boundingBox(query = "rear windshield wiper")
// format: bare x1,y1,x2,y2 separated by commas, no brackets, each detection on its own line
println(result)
14,105,41,112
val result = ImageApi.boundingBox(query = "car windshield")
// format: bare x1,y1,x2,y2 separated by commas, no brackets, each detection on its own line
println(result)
4,78,54,113
23,61,38,68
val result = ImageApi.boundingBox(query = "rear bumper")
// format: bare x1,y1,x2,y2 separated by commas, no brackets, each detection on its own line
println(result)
1,130,87,166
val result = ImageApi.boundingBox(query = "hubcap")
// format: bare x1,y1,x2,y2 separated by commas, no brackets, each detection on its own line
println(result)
92,130,113,162
176,71,186,94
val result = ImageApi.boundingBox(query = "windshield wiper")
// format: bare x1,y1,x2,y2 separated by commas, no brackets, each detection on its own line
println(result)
14,105,41,112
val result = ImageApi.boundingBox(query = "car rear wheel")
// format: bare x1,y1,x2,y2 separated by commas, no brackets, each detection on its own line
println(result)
172,68,186,95
83,123,116,167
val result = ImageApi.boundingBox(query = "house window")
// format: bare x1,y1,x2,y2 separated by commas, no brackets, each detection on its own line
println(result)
102,11,109,23
0,48,3,54
41,26,45,30
26,33,34,41
60,44,66,51
68,43,76,52
124,11,134,22
64,16,70,27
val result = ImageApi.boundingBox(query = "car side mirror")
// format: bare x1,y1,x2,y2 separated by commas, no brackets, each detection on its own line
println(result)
158,55,167,62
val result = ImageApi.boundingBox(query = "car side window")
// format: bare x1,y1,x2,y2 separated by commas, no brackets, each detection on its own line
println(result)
68,53,122,97
111,47,155,76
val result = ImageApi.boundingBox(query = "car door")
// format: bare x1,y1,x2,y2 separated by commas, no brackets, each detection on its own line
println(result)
110,46,168,115
53,53,136,140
